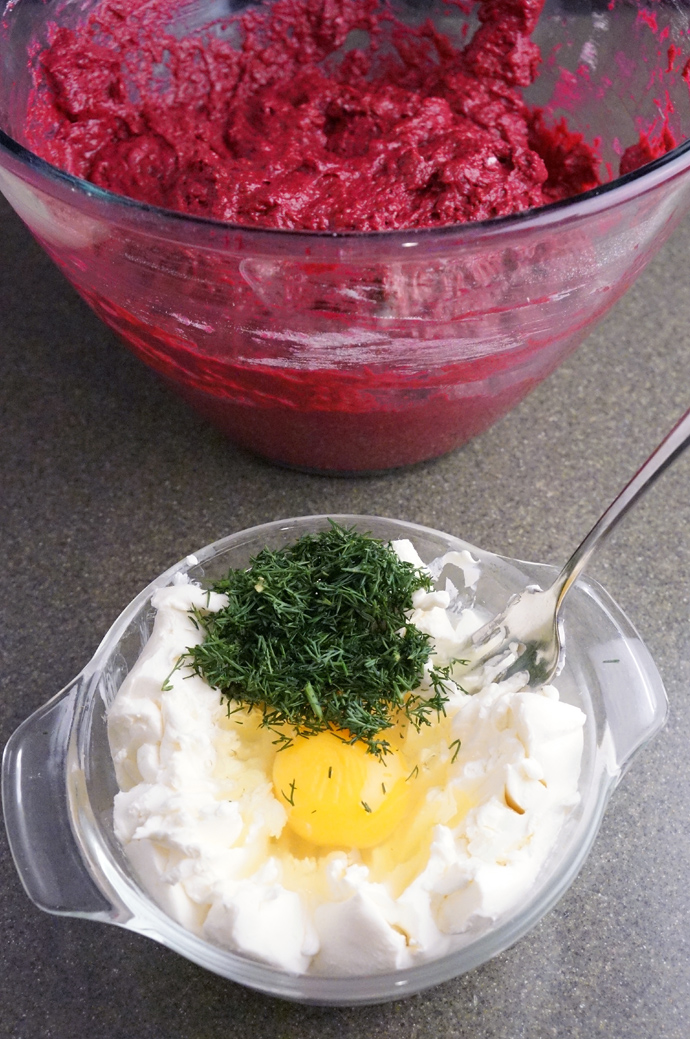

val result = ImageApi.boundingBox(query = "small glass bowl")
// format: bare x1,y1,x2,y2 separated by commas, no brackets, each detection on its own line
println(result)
2,515,667,1005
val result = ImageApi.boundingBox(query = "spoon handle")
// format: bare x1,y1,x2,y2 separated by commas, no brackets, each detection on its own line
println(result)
553,405,690,612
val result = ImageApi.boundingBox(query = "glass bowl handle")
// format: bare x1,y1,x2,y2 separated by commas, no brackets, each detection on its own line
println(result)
2,680,113,918
590,634,669,777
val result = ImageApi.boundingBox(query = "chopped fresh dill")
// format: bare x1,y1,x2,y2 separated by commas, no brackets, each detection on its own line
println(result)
449,738,462,763
328,767,333,779
281,779,297,806
161,658,183,692
406,765,419,782
183,522,453,756
271,730,292,750
381,782,387,794
361,801,372,813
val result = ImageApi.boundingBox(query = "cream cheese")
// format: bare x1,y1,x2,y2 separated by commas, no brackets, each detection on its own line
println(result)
107,543,585,976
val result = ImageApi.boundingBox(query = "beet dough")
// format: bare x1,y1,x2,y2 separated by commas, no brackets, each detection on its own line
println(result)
28,0,602,230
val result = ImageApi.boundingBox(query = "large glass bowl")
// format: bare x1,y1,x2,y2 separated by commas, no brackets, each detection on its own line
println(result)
2,0,690,473
2,515,667,1005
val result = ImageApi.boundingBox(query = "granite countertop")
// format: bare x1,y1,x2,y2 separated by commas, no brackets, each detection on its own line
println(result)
2,190,689,1039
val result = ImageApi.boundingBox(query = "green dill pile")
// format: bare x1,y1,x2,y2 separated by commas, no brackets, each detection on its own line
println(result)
184,522,451,756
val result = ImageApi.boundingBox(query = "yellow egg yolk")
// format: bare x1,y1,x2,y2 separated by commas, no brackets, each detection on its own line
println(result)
272,730,410,849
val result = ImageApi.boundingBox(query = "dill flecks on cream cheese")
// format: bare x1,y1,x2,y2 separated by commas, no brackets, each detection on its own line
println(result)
107,527,586,976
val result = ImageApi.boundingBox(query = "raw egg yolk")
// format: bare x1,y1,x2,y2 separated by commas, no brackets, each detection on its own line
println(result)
272,730,410,849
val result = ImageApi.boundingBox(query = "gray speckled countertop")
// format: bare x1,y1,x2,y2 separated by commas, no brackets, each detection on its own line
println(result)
2,190,690,1039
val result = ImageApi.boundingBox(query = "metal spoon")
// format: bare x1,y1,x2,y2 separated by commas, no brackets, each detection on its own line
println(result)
463,405,690,688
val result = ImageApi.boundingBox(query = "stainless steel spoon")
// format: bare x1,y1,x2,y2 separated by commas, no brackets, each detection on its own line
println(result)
463,405,690,688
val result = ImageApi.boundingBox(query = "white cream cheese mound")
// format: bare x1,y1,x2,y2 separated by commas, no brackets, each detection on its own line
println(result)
108,542,585,976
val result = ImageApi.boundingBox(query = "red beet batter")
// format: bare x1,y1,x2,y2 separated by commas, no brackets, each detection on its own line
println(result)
28,0,602,230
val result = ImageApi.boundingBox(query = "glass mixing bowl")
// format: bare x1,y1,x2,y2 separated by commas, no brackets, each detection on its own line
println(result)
2,0,690,473
2,515,667,1005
